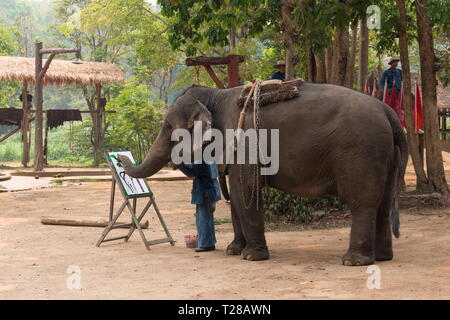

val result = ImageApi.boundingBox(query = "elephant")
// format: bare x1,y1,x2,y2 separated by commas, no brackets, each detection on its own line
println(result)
118,82,408,266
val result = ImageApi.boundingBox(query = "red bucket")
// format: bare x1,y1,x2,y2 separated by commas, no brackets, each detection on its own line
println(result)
184,235,198,248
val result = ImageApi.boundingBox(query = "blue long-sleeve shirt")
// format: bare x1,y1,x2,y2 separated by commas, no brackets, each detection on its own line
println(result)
271,71,285,81
380,68,402,92
178,163,221,205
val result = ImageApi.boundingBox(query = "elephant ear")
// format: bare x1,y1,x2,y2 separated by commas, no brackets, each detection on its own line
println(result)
188,100,212,133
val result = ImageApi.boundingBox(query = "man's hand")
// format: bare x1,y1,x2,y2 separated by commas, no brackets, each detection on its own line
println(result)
169,161,179,170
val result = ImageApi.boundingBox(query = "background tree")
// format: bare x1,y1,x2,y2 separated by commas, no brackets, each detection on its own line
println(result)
396,0,430,192
415,0,449,193
106,80,164,162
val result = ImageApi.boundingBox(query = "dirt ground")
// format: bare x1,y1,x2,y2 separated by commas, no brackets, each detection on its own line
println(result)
1,175,450,300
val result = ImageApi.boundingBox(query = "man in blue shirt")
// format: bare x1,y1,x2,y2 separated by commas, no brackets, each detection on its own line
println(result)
271,60,286,81
380,58,402,94
178,162,221,252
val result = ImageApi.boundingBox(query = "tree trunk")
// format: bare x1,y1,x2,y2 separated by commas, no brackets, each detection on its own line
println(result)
358,18,369,92
93,84,103,167
345,25,358,88
229,27,236,51
396,0,431,192
330,27,349,86
306,43,316,82
21,82,30,167
34,42,44,171
83,86,107,166
415,0,449,194
314,51,327,83
325,46,333,82
281,0,296,80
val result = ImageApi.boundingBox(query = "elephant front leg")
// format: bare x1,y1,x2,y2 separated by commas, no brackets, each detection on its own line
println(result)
228,166,269,261
240,204,269,261
343,206,376,266
226,197,247,255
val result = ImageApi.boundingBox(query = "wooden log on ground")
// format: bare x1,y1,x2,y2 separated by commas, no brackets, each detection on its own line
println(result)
41,216,149,228
399,193,449,209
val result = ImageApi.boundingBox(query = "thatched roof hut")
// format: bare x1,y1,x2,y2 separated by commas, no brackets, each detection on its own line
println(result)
0,56,124,86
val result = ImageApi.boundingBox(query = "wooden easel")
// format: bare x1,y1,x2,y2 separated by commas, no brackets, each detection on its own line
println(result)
96,151,175,250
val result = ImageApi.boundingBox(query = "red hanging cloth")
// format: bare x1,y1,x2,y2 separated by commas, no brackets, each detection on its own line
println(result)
398,86,405,127
414,81,424,132
383,79,390,104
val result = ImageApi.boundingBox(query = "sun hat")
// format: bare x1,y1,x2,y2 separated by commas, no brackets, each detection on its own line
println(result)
388,57,400,65
274,60,286,67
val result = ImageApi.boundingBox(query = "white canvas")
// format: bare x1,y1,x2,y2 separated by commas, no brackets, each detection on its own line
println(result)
108,151,150,196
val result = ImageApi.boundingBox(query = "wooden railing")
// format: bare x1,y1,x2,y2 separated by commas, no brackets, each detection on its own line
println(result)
438,108,450,140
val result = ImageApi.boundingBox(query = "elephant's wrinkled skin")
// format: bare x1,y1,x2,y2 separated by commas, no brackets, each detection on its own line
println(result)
119,83,408,266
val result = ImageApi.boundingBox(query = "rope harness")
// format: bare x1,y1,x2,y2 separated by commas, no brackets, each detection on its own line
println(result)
237,80,262,210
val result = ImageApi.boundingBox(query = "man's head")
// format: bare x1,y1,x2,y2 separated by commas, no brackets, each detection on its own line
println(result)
388,58,400,69
274,60,286,74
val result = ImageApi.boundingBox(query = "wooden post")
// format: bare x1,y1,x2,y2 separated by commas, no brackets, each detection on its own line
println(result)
33,43,79,171
34,42,44,171
227,55,240,88
43,119,49,165
21,81,30,167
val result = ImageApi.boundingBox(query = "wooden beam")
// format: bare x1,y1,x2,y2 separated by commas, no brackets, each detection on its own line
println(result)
186,55,244,66
39,52,57,80
39,48,79,55
203,65,225,89
0,127,20,143
0,117,35,144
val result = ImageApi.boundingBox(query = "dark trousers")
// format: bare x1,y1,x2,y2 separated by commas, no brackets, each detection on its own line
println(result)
196,201,216,248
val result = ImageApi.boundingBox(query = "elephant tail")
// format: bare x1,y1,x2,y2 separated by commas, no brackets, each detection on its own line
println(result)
384,106,408,238
391,145,402,238
219,170,231,202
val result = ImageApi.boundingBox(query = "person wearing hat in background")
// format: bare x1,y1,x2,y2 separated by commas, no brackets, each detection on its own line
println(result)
271,60,286,81
380,58,402,95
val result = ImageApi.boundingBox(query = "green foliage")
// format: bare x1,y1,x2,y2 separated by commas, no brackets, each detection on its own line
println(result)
263,188,347,223
0,22,18,54
0,133,22,161
427,0,450,85
105,80,165,163
0,21,20,109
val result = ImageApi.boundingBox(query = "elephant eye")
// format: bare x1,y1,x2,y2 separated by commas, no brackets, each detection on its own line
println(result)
165,121,172,130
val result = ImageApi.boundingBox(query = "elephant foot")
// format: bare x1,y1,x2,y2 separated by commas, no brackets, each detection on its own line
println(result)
375,248,393,261
342,250,374,266
226,240,246,255
240,243,269,261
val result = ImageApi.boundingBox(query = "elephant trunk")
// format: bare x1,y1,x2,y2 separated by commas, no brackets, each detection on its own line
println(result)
121,132,171,179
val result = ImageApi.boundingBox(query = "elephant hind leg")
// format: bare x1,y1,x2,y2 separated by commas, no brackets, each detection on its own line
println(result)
337,162,387,266
342,206,377,266
375,148,401,261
